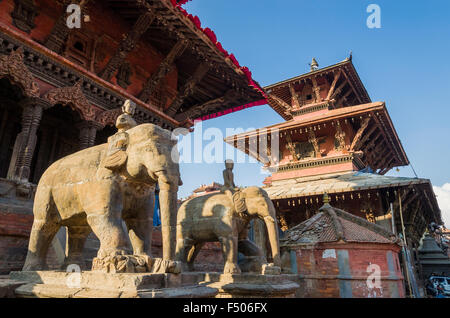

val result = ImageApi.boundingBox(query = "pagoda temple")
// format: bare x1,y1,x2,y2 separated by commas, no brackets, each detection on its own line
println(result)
0,0,265,273
225,57,442,249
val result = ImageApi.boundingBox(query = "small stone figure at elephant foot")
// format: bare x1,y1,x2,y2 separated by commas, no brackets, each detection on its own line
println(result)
238,254,265,273
175,186,281,275
92,253,151,273
92,253,181,274
261,263,281,275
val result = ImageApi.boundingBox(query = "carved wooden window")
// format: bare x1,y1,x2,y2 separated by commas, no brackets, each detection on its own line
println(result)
116,62,132,89
149,78,168,110
11,0,38,33
64,31,93,68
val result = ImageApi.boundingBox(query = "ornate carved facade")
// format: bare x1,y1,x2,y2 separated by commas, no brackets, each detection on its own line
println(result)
0,0,265,274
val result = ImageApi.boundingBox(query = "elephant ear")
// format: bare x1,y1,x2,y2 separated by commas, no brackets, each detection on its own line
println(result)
232,190,247,214
103,150,128,170
103,132,129,170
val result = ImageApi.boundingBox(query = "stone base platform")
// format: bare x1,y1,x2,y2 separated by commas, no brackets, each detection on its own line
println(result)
5,271,217,298
1,271,299,298
196,273,300,298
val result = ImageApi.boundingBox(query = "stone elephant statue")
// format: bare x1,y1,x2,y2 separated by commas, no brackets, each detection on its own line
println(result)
23,123,181,272
175,186,281,274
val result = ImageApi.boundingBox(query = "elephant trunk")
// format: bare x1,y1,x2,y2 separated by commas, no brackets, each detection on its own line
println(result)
262,203,281,267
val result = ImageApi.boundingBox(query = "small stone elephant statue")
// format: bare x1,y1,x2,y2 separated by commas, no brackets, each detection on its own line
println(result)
175,186,281,274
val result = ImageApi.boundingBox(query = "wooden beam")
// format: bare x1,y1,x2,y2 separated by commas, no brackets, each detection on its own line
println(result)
422,188,438,223
165,62,210,117
307,128,321,157
99,11,155,80
326,70,341,100
139,39,187,102
371,112,400,165
288,83,300,108
358,124,378,149
374,147,392,170
330,80,347,100
342,70,363,104
44,0,88,53
311,76,321,102
269,94,291,110
334,120,346,151
176,89,240,121
379,158,395,175
350,117,371,150
285,134,298,161
337,88,353,106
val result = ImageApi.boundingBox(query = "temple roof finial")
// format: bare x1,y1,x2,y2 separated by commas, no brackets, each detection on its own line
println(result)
310,58,319,71
322,192,331,207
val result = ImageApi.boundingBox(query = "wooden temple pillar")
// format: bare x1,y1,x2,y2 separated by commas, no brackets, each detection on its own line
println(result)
77,121,102,150
8,98,49,182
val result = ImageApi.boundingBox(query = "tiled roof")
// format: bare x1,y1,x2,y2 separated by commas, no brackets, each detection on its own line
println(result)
265,172,432,199
280,203,400,246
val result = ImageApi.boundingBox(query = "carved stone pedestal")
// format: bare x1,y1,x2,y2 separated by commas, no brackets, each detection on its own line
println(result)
197,273,299,298
2,271,300,298
5,271,217,298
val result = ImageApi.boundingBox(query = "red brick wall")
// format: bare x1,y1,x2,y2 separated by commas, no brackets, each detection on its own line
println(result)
0,212,33,274
293,243,404,298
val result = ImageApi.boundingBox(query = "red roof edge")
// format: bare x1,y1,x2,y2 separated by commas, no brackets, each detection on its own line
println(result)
170,0,268,122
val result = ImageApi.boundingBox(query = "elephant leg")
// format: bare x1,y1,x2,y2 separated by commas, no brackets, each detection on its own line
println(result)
238,239,265,273
219,236,241,274
86,212,129,259
84,184,130,258
124,216,153,257
123,192,154,257
175,235,194,272
23,187,60,271
186,242,205,272
23,218,60,271
63,225,91,270
158,178,178,261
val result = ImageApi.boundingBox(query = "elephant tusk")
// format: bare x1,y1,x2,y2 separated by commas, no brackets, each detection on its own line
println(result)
263,216,275,224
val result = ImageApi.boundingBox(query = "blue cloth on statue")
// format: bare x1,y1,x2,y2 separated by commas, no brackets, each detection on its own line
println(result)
153,194,161,226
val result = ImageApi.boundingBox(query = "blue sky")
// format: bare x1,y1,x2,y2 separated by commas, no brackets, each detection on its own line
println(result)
177,0,450,223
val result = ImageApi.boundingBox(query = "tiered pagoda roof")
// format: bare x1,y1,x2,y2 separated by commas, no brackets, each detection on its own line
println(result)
225,102,409,175
265,58,370,121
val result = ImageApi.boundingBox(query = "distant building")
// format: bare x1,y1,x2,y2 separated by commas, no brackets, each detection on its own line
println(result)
226,57,443,296
281,196,405,298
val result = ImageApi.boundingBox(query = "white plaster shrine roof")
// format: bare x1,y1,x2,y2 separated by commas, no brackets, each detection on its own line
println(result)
265,172,433,200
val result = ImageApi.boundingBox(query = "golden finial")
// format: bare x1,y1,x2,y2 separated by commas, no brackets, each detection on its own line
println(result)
323,192,331,205
310,58,319,71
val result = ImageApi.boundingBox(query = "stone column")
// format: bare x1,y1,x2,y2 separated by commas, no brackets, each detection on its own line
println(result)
8,98,47,182
77,121,102,150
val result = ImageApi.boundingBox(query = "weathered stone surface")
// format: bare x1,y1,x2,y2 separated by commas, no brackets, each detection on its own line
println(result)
198,273,299,298
0,278,28,298
7,271,218,298
5,271,298,298
23,118,182,273
176,186,281,275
